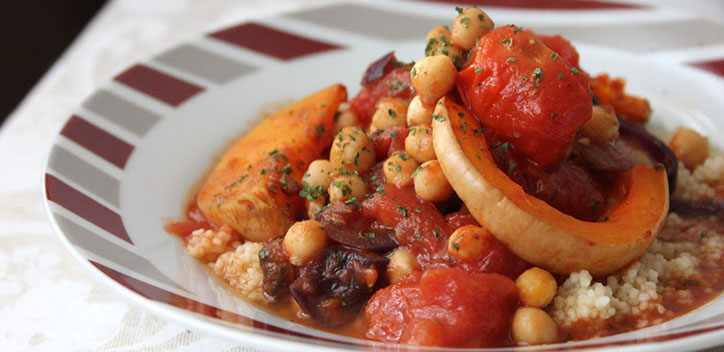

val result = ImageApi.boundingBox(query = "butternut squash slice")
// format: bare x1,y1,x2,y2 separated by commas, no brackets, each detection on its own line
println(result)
197,84,347,241
432,98,669,276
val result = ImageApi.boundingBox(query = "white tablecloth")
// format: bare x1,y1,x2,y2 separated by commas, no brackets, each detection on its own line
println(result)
2,0,723,351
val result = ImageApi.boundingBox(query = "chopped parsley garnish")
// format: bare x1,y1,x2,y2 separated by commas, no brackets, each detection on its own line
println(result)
433,113,445,122
388,109,397,118
475,67,482,74
557,73,564,80
590,199,600,211
451,242,460,250
390,131,398,138
551,112,558,120
277,163,292,174
506,57,517,62
551,52,559,60
397,205,409,217
455,6,463,14
433,229,440,239
569,67,579,75
411,165,425,179
258,249,266,261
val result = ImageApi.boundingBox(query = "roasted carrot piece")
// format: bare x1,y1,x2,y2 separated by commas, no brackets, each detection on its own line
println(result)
197,84,347,241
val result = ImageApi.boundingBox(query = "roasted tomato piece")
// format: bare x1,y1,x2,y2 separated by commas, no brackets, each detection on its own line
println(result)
350,53,414,125
457,26,592,166
290,247,388,326
370,126,407,159
537,34,583,72
365,267,518,347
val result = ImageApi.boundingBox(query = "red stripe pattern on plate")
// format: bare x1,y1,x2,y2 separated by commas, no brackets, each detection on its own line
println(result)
89,260,366,347
690,58,724,79
209,22,341,61
417,0,645,10
60,115,134,169
46,174,133,244
114,64,204,107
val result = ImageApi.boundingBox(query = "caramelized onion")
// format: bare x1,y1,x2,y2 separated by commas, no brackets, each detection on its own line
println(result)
618,118,679,194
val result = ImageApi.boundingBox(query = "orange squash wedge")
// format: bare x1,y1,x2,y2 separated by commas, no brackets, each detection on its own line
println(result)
432,98,669,276
197,84,347,241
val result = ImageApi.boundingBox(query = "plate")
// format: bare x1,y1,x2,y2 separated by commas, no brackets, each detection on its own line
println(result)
42,0,724,350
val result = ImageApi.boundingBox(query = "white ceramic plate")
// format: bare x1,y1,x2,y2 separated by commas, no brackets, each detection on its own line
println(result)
42,0,724,350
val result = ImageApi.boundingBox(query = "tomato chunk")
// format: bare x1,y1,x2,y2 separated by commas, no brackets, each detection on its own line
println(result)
457,26,592,166
365,267,518,347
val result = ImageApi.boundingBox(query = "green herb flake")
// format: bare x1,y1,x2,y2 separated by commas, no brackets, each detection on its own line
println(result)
388,109,397,118
410,165,425,179
570,67,579,75
460,16,471,28
458,112,465,118
336,250,344,263
258,249,266,261
344,196,358,205
508,161,517,173
701,231,708,238
451,242,460,250
590,199,600,211
433,229,440,239
277,163,292,174
455,6,463,14
433,114,445,122
475,67,482,74
390,131,398,138
397,205,409,217
316,125,326,136
551,52,559,60
506,57,517,62
551,112,558,120
557,73,564,80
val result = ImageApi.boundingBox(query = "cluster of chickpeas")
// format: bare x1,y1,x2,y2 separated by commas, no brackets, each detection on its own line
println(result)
411,7,495,106
280,6,568,346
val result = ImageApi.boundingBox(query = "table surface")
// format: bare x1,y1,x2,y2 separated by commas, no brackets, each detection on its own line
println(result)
2,0,724,351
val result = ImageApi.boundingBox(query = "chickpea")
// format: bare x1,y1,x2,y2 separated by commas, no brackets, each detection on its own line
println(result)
436,44,465,69
383,152,419,188
306,197,326,219
407,96,434,126
511,307,559,345
371,97,408,131
411,56,457,105
451,7,495,50
414,160,453,202
329,126,376,174
425,25,452,54
303,159,333,191
447,225,493,262
328,173,366,202
405,124,436,163
333,106,360,132
516,267,558,308
580,105,619,143
669,126,709,170
283,220,328,266
387,248,421,284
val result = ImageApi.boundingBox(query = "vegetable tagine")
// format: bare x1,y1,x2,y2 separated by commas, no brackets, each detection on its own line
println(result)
167,6,724,348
